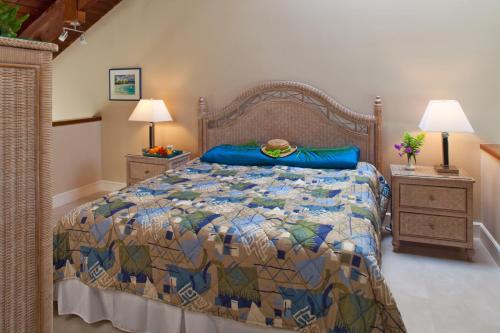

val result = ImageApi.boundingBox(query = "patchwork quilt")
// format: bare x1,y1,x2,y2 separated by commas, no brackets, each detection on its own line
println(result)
53,160,406,333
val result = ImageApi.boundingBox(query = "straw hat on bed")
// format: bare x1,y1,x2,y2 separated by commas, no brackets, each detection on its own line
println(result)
261,139,297,158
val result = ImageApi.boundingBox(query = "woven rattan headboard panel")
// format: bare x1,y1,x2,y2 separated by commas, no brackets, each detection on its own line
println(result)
199,81,382,168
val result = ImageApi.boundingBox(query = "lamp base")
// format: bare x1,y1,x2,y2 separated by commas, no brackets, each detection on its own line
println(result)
435,164,459,175
149,122,155,149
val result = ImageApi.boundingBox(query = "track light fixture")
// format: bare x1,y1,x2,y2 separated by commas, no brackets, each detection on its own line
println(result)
58,30,69,42
79,33,87,45
57,21,88,45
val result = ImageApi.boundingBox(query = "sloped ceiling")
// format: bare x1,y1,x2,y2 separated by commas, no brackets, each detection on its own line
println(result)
5,0,122,56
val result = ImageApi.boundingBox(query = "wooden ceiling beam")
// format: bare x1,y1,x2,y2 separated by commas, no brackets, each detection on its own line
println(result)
19,0,65,42
18,0,89,42
78,0,100,11
3,0,55,32
14,0,123,55
3,0,53,9
64,0,86,24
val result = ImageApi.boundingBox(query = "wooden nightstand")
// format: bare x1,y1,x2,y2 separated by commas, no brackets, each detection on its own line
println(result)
126,152,191,186
390,164,475,260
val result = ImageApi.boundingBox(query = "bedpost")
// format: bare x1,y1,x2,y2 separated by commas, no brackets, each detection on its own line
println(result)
373,96,382,170
199,97,208,155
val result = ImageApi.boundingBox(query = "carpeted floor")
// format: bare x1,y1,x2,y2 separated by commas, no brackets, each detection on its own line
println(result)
381,236,500,333
52,194,500,333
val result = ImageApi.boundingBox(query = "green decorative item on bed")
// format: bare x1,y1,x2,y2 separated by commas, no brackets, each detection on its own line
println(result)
201,143,360,169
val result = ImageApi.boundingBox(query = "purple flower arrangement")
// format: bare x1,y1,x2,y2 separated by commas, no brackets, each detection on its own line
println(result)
394,132,425,166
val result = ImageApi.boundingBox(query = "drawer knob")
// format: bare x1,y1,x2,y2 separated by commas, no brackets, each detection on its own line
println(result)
428,223,435,230
144,170,150,174
429,194,435,201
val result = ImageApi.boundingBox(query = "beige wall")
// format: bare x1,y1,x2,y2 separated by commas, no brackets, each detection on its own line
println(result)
52,122,102,194
53,0,500,219
481,151,500,242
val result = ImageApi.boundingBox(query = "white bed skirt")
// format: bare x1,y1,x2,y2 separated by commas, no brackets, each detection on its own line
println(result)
55,280,293,333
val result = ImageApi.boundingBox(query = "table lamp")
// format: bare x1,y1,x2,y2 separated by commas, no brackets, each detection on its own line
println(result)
129,99,172,148
419,100,474,174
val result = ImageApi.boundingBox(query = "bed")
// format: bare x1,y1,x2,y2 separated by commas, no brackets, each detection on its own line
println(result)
53,81,405,333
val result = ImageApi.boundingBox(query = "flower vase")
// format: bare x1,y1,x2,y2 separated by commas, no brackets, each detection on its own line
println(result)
405,155,416,171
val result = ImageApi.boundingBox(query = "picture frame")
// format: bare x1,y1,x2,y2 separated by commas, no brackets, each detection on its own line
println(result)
109,67,142,101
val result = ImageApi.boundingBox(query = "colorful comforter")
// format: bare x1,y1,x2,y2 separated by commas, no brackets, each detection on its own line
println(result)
54,160,405,333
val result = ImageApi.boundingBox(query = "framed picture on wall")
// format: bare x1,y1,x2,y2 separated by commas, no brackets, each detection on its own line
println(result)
109,68,142,101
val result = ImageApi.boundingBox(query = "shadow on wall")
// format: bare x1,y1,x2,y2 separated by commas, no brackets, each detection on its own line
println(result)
52,121,102,195
100,101,195,184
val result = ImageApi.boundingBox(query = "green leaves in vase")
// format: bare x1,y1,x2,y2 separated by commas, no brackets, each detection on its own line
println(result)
0,2,29,38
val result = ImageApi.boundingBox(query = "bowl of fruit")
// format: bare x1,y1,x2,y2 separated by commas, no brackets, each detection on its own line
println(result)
142,145,183,158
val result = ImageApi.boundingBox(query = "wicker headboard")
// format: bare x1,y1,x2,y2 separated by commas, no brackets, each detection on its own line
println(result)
199,81,382,169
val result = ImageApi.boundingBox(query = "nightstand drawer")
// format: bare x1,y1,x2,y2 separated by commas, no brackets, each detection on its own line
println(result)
400,212,467,242
126,152,191,186
399,184,466,212
129,162,166,180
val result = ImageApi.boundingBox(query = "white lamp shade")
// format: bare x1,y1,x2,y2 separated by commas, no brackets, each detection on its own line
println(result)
129,99,173,123
419,100,474,133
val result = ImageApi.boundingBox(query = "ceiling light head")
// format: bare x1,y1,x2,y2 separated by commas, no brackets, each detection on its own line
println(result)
70,20,81,29
79,33,87,45
58,29,69,42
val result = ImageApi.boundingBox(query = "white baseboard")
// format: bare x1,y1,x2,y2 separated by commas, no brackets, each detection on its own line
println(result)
53,181,101,208
473,221,500,267
53,180,126,208
98,180,127,192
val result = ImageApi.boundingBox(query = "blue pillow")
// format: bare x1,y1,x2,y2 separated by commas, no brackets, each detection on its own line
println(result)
201,145,360,169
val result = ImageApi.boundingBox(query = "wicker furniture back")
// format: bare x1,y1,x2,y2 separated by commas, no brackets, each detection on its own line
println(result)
199,81,382,169
0,37,57,333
